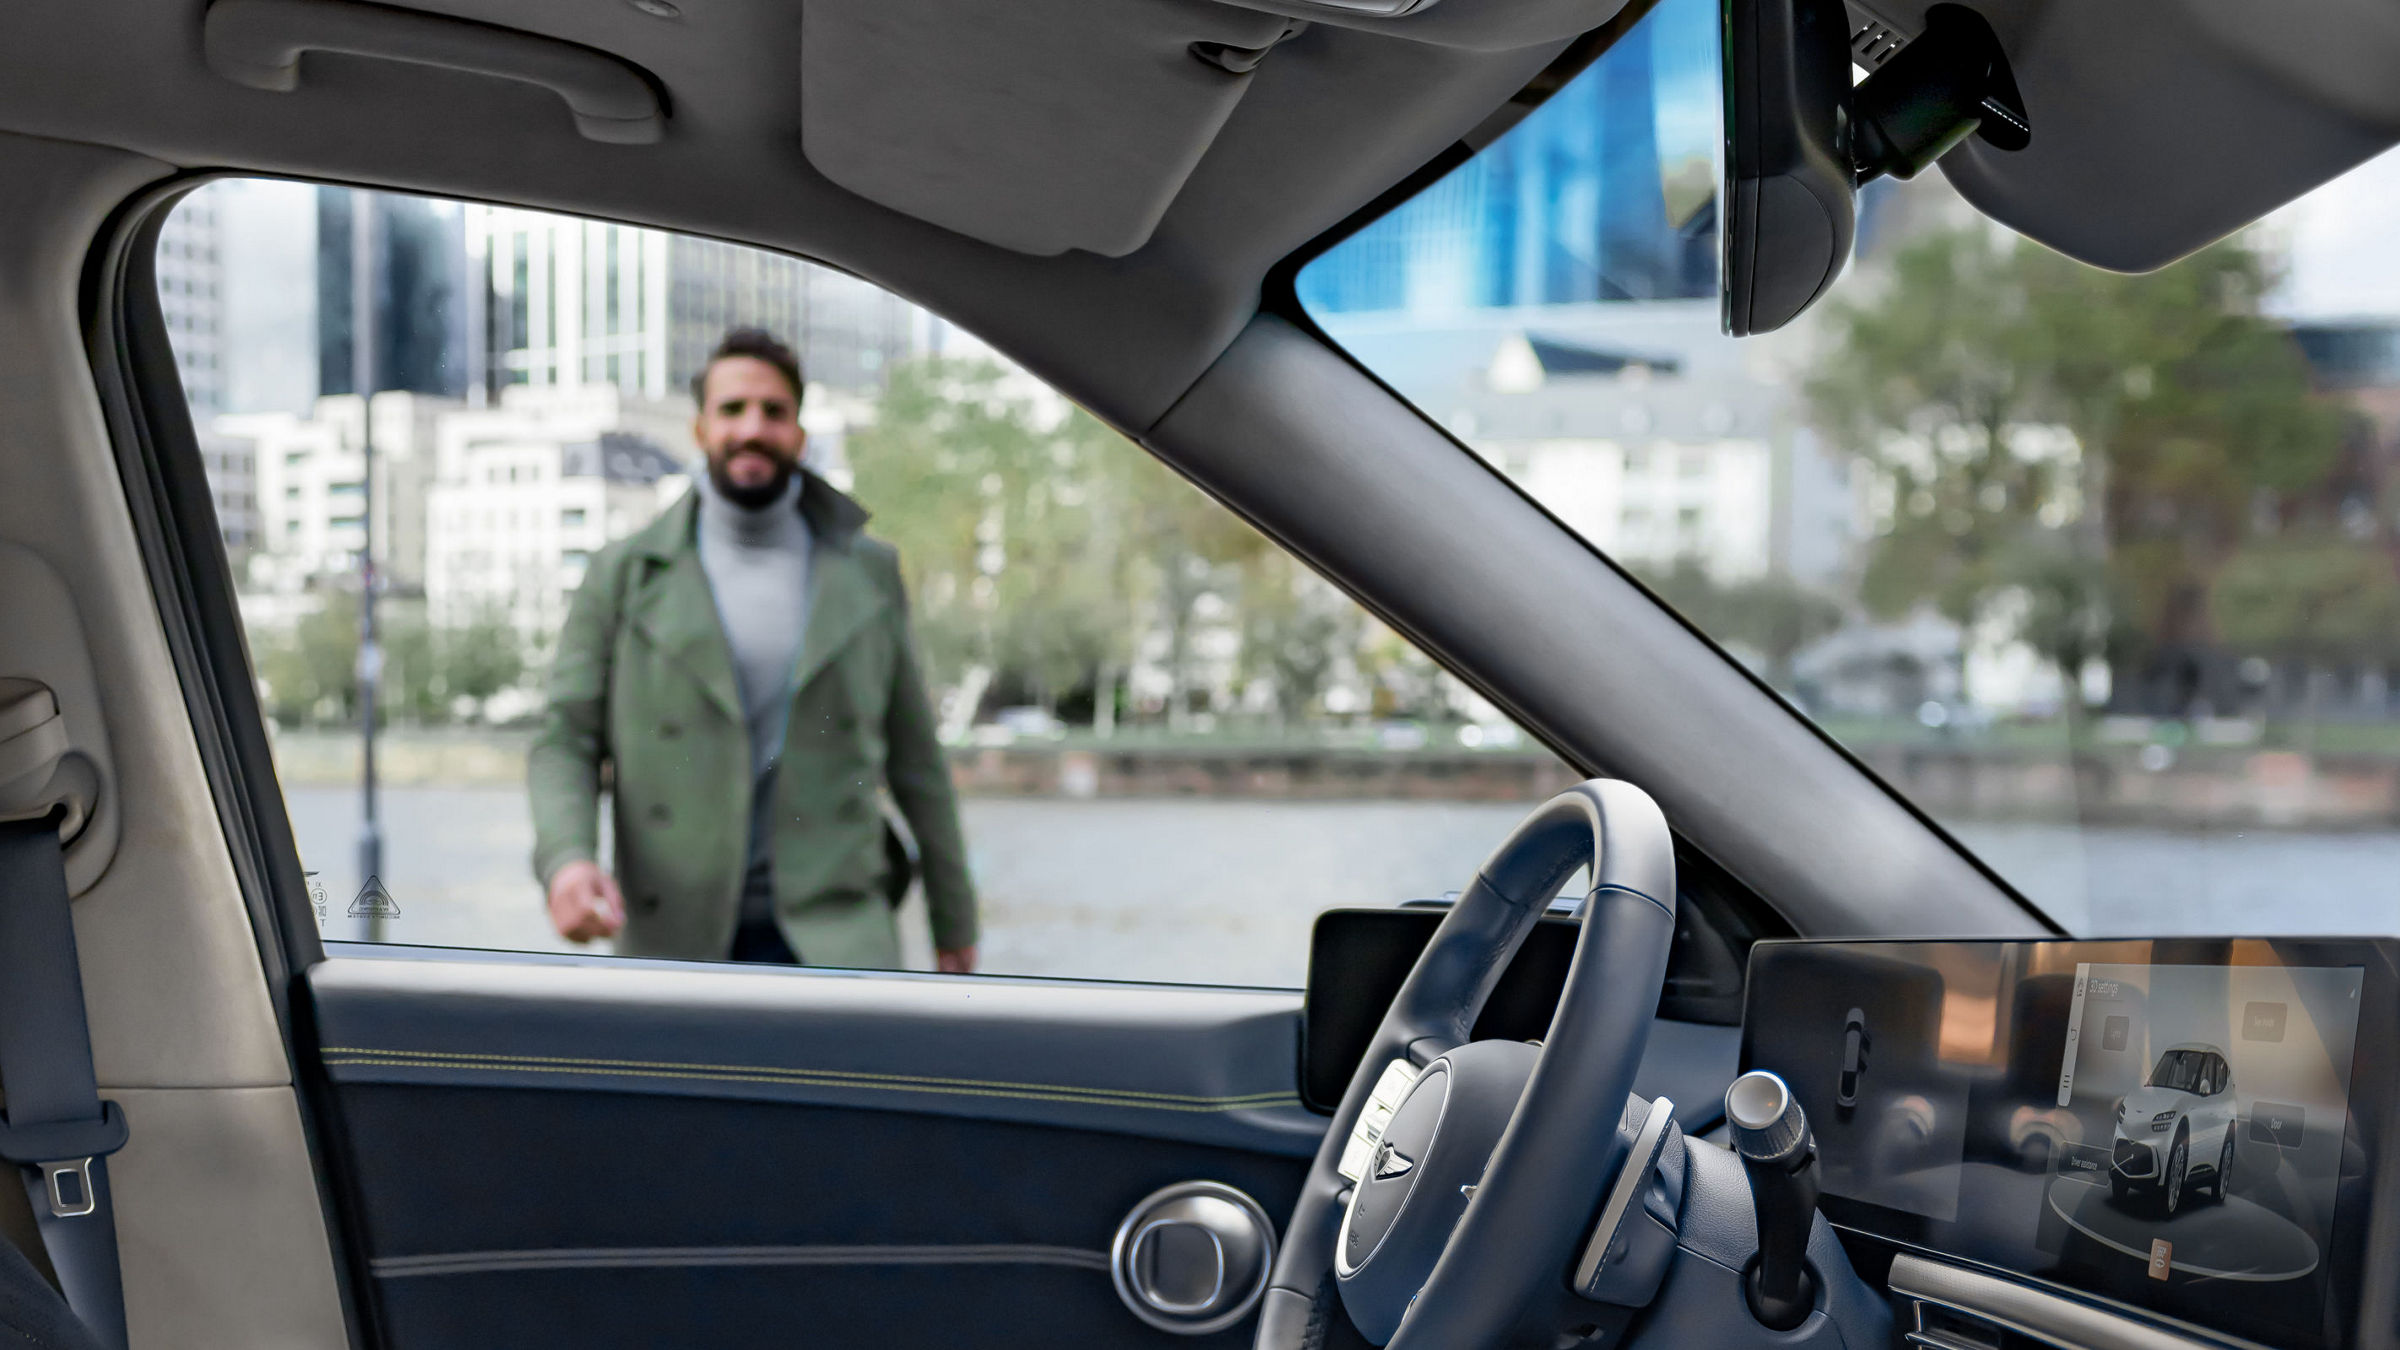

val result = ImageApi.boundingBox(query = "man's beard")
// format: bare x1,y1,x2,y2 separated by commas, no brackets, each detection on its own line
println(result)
707,444,797,510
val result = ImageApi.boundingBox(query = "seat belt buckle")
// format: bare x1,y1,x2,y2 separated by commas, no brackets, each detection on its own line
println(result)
37,1158,96,1218
0,1100,129,1214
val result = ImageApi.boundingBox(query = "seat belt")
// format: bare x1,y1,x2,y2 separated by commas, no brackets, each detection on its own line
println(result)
0,814,130,1350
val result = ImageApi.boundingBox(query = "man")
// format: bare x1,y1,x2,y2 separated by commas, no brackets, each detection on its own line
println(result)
529,328,980,971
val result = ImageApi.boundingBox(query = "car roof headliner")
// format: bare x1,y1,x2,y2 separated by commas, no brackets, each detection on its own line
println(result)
0,0,1602,431
3,0,2398,433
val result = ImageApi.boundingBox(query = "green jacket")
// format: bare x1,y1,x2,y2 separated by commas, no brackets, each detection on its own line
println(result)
528,473,978,967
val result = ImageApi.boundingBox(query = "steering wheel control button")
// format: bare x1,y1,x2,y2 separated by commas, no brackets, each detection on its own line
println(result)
1334,1040,1539,1344
1573,1095,1681,1305
1108,1181,1274,1336
1339,1064,1447,1274
1336,1058,1422,1183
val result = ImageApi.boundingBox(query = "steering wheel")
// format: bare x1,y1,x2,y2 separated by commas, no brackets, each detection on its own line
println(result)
1256,779,1678,1348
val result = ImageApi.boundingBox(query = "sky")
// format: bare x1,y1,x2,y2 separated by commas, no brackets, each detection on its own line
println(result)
2261,145,2400,321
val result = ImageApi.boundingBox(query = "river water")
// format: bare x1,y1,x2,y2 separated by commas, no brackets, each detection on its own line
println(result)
286,787,2400,988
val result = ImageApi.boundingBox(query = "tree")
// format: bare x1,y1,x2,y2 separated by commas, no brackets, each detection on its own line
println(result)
1238,552,1359,726
380,607,444,725
1100,435,1267,729
1808,228,2056,633
2210,535,2400,732
851,359,1138,720
439,609,526,717
1806,225,2346,712
253,590,361,726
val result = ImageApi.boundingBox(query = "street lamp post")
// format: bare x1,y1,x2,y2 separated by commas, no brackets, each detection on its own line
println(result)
352,189,385,942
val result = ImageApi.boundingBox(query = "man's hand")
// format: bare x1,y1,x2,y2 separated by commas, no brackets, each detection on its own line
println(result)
935,945,978,975
547,860,626,943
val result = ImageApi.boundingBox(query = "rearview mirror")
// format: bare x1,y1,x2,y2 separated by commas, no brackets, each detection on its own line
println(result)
1720,0,2030,336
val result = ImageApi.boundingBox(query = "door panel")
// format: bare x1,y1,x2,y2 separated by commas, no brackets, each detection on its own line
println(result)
305,951,1322,1349
306,953,1323,1155
343,1087,1305,1348
302,948,1740,1347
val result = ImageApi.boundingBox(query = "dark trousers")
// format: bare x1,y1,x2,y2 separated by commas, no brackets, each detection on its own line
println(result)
728,920,801,965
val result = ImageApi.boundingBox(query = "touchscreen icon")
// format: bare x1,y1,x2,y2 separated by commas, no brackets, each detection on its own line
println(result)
2250,1102,2307,1148
2243,1002,2288,1043
2101,1015,2129,1052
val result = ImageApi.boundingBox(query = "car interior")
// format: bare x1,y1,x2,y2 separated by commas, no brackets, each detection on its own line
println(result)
1,0,2398,1348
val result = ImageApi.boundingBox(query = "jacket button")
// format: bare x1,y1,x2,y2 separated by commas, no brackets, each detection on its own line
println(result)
660,721,681,738
649,803,672,824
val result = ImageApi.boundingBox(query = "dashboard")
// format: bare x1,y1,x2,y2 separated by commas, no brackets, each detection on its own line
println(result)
1744,938,2400,1350
1301,910,2399,1348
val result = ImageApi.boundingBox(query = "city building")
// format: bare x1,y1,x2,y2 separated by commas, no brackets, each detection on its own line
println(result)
1296,0,1717,316
211,177,321,417
194,437,259,558
1321,302,1856,589
472,207,917,402
423,384,691,638
317,189,477,400
219,392,454,602
158,192,265,556
157,191,226,419
1291,0,1854,594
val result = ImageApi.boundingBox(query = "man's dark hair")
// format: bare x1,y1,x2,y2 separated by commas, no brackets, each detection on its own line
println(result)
692,328,805,408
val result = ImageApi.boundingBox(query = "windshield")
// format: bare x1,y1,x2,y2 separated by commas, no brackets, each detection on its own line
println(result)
2148,1050,2210,1094
1297,0,2400,938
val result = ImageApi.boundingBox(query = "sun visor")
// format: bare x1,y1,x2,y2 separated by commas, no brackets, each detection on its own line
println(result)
800,0,1304,257
1856,0,2400,272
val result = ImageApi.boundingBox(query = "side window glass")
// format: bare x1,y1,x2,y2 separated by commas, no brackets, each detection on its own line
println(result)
160,179,1575,986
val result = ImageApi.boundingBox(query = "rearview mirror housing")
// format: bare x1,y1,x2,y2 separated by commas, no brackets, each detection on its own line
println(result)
1720,0,1855,338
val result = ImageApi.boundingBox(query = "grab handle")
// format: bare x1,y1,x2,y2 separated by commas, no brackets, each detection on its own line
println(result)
203,0,665,144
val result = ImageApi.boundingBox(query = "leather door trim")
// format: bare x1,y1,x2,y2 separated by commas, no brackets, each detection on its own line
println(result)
321,1046,1299,1113
375,1243,1111,1279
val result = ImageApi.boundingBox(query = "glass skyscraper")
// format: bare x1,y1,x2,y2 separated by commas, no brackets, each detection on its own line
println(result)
1299,0,1719,316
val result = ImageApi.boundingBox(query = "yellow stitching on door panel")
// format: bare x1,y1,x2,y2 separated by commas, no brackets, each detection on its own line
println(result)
320,1049,1299,1113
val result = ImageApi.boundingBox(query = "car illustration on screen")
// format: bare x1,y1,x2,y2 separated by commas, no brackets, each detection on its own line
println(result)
2112,1043,2239,1215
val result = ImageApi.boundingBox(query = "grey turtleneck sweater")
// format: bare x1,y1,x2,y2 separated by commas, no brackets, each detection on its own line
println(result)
695,473,813,932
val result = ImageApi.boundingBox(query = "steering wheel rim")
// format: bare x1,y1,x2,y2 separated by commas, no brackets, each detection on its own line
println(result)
1256,778,1678,1349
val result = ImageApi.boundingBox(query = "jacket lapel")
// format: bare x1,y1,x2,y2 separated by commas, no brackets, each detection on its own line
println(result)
784,468,884,698
625,492,745,725
789,540,887,698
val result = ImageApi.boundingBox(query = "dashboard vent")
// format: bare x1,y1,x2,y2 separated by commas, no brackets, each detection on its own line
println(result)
1903,1298,2064,1349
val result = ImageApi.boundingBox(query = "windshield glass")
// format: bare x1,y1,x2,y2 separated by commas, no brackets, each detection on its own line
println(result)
2149,1050,2209,1094
1297,0,2400,937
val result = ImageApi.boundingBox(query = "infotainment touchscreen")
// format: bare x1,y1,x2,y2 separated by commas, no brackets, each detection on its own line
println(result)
1743,939,2397,1350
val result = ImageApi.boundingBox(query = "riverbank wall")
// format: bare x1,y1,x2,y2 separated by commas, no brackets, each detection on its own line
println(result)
258,729,2400,829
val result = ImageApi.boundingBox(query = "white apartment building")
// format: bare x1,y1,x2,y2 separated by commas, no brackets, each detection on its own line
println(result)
424,385,691,638
157,191,268,555
1324,302,1857,590
1466,331,1784,584
194,434,258,556
157,192,225,419
219,393,452,601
